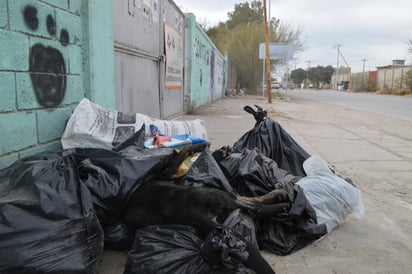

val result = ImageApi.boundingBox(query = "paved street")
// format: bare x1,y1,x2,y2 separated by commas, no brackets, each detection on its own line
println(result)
97,94,412,273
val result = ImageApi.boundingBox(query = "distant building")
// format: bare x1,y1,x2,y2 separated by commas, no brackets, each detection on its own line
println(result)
331,60,412,92
376,60,412,92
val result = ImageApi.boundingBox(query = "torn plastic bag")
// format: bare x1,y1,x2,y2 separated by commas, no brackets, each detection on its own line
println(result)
257,183,327,255
180,147,234,194
61,98,208,150
234,106,310,176
0,150,103,273
217,148,301,197
74,147,175,226
297,155,364,232
124,225,253,274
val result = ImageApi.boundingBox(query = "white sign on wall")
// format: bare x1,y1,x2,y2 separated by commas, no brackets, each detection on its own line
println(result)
164,22,183,88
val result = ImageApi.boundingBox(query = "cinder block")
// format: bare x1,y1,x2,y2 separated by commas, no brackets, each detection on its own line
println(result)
9,0,54,38
63,75,84,104
67,44,83,74
0,0,7,28
0,153,19,170
0,111,37,154
0,72,16,112
56,9,82,46
18,140,62,160
15,72,41,110
37,107,72,143
0,30,29,71
68,0,82,15
41,0,69,10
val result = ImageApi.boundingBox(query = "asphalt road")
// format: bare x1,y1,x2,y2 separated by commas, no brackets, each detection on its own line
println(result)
285,89,412,122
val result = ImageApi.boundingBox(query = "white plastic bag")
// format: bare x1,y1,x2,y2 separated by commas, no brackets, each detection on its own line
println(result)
61,98,208,150
297,155,364,232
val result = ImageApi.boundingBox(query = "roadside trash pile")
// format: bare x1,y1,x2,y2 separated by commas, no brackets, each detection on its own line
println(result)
0,99,364,273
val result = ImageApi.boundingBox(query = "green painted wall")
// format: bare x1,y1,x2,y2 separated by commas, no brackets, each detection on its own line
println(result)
0,0,115,169
185,13,226,111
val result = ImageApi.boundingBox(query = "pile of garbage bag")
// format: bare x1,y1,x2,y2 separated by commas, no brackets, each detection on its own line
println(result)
0,101,363,273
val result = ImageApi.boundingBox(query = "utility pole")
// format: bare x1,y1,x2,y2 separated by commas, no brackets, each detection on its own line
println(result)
305,60,312,86
362,58,367,88
263,0,272,103
333,44,342,90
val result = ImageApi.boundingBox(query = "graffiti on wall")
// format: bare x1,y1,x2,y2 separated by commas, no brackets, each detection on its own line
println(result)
128,0,158,22
193,37,209,64
193,36,210,88
23,5,69,108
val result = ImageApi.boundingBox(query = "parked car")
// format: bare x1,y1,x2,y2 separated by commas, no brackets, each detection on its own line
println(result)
271,82,281,89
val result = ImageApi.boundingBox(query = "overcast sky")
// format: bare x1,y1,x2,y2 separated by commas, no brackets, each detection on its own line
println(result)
174,0,412,73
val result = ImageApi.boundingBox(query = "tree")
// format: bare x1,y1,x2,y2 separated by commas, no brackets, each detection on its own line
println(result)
404,69,412,91
290,68,306,84
207,1,303,92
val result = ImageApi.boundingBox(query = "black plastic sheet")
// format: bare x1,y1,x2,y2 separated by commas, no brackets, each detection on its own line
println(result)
218,148,301,196
223,209,258,250
257,183,327,255
180,147,234,194
75,147,175,226
0,150,103,273
234,109,310,176
103,222,136,250
215,148,327,255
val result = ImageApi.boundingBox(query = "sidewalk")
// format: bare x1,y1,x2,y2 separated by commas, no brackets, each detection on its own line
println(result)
97,95,412,273
176,95,412,274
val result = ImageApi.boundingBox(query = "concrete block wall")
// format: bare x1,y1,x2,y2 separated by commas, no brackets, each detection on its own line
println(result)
184,13,226,111
0,0,115,169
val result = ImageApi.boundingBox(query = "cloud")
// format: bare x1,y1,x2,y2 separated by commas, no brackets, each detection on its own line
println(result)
174,0,412,72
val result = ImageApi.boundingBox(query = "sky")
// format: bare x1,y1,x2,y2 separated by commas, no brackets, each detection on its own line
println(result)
173,0,412,73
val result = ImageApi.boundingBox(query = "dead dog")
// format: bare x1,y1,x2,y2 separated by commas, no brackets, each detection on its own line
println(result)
122,179,290,274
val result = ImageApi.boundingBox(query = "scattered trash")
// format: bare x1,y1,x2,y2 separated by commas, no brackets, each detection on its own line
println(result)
61,98,208,150
0,100,364,273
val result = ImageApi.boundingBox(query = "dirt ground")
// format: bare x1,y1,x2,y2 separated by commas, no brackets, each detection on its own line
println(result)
96,95,412,273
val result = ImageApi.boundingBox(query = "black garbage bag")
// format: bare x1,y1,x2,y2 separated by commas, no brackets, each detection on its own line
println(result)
180,147,234,194
223,209,258,250
124,225,253,274
218,148,301,196
103,222,136,250
257,183,327,255
234,106,310,176
74,147,175,226
112,124,145,153
0,150,103,273
215,148,327,255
